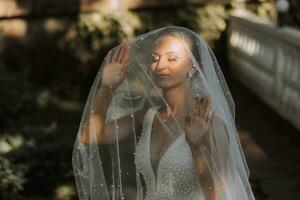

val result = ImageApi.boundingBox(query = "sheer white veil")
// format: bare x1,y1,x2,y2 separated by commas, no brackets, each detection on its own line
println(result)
72,26,255,200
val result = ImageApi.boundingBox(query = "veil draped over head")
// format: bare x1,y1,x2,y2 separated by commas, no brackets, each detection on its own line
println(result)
72,26,256,200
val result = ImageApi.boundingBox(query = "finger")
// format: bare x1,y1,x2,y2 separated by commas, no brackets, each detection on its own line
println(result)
195,96,200,113
121,44,130,64
191,113,196,123
117,44,126,63
197,96,203,116
185,114,192,125
106,50,113,63
199,97,205,117
112,45,121,62
185,112,196,125
208,111,215,123
204,96,211,120
110,48,117,62
203,95,210,118
115,45,123,62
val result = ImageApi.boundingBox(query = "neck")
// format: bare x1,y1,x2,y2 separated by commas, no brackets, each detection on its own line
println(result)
161,80,192,118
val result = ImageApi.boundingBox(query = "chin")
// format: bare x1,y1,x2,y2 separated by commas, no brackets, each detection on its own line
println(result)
156,81,180,91
154,79,170,88
154,76,185,90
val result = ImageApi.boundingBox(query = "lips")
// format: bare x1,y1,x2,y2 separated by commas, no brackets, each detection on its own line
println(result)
155,73,170,77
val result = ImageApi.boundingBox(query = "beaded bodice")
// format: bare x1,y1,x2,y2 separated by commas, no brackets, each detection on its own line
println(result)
135,106,205,200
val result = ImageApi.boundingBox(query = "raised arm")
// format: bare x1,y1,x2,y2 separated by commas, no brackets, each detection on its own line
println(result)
80,43,146,144
190,115,229,200
184,95,230,200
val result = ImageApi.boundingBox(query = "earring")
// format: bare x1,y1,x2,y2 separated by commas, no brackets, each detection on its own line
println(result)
188,66,196,77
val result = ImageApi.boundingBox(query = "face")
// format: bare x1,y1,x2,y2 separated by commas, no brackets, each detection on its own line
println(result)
150,35,192,90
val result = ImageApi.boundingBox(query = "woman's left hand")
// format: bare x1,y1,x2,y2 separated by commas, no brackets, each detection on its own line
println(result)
184,95,215,149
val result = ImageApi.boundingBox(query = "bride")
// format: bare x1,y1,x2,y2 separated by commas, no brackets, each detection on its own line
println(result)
72,26,256,200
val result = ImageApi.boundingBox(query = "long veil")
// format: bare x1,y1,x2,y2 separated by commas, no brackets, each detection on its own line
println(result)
72,26,256,200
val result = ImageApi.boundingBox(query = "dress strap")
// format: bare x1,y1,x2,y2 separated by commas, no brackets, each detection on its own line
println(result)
140,106,161,138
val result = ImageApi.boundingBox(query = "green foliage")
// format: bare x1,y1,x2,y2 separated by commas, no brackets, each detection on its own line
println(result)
0,56,80,199
10,122,76,196
0,76,36,130
244,1,277,22
71,10,141,64
195,4,228,46
73,4,228,59
0,156,26,200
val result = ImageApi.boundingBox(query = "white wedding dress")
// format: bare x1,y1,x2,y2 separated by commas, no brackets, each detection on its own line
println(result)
135,106,206,200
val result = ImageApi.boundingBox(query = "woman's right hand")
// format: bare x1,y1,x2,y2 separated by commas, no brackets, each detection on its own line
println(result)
101,43,130,91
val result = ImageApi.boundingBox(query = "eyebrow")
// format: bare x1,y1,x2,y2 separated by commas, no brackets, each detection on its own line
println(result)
152,51,180,56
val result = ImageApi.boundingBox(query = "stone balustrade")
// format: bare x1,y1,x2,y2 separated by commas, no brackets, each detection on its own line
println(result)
228,9,300,130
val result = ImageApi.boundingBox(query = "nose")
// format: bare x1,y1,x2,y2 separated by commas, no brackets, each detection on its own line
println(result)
154,57,168,72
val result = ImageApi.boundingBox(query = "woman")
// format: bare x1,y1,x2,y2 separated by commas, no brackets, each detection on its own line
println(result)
72,26,256,200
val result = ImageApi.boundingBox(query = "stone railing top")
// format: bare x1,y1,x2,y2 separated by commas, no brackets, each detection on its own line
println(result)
229,9,300,49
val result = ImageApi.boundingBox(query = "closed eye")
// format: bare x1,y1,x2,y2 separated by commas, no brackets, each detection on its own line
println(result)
151,55,159,63
168,56,179,62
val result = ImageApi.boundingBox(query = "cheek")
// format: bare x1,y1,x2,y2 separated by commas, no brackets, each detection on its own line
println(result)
173,62,190,77
149,64,156,73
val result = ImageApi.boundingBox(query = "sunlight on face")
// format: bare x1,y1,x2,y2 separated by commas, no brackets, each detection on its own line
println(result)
150,35,192,89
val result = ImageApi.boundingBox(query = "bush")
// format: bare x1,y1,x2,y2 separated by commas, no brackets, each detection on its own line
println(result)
0,156,26,200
